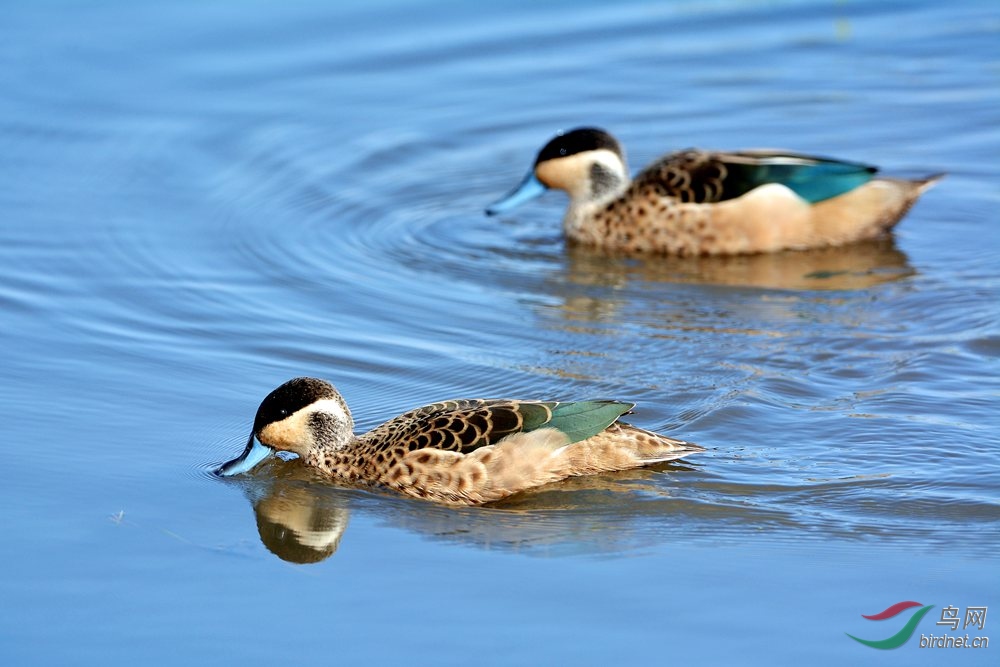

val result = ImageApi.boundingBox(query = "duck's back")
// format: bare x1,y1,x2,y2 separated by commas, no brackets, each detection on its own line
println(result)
633,150,875,203
348,398,699,504
568,149,939,255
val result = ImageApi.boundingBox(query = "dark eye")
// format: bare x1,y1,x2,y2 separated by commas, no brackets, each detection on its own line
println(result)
279,408,289,418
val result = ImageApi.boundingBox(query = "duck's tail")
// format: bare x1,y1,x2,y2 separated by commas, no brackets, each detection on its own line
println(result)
809,172,944,245
555,422,704,475
913,172,946,194
873,172,945,229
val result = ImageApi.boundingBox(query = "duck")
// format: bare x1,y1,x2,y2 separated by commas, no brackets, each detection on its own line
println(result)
215,377,703,505
485,127,942,256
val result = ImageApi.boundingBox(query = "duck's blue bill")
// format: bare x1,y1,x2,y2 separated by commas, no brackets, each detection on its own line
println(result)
215,434,273,477
485,172,547,216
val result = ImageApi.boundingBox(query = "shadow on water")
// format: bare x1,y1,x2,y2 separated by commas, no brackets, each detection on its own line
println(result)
225,458,716,564
556,237,913,294
217,444,998,565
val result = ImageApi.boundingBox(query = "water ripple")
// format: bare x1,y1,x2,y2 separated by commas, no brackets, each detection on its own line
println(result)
0,0,996,567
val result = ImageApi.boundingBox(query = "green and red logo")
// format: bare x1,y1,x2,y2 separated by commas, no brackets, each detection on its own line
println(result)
847,601,935,649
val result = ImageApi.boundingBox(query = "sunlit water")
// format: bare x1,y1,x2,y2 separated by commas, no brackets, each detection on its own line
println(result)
1,1,997,664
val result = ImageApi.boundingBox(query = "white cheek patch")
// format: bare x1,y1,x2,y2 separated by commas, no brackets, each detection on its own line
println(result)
310,399,350,426
589,149,626,174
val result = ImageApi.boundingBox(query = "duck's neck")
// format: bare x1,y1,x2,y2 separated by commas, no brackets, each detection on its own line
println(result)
585,160,630,201
563,160,630,239
302,404,356,463
304,435,361,470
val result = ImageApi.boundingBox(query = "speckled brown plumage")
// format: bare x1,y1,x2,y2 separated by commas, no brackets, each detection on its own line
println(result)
218,378,703,505
568,151,939,256
487,128,943,256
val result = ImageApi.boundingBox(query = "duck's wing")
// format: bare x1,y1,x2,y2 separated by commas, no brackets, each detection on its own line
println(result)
359,399,633,454
633,149,877,204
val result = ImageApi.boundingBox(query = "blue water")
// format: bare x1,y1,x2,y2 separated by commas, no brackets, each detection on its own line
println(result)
1,0,998,664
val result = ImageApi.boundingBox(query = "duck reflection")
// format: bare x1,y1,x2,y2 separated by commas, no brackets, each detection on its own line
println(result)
223,457,964,561
227,456,705,564
561,237,913,292
236,462,350,564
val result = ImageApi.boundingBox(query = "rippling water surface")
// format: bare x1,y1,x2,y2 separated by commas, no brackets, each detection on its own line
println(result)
2,0,997,664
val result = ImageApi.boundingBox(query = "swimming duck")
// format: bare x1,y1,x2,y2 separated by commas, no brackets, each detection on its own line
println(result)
485,127,942,255
216,377,702,505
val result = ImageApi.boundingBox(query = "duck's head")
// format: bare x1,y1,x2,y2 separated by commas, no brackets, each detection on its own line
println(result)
215,377,354,476
485,127,628,215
